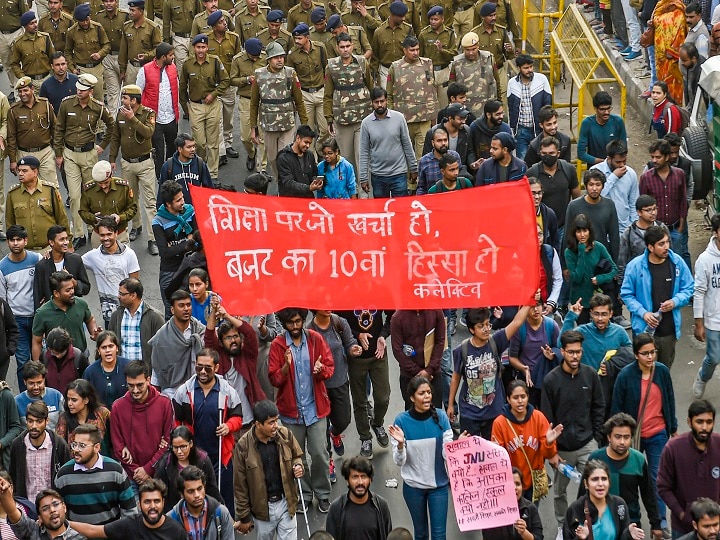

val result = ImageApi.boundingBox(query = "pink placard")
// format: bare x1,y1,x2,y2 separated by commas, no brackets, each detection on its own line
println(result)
444,436,520,532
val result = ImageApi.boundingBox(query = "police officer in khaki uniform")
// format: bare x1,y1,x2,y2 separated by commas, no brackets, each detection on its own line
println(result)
250,41,308,182
387,34,436,158
255,9,291,50
0,0,28,95
179,33,229,180
230,37,266,172
378,0,420,34
0,89,11,237
6,155,71,250
323,30,371,194
107,84,157,253
66,4,111,95
98,0,130,113
234,0,268,45
190,0,234,36
207,10,241,164
448,30,497,117
9,12,55,93
38,0,73,55
287,23,327,156
419,5,455,109
79,160,137,246
325,14,371,58
418,0,451,26
144,0,165,23
341,0,381,39
309,7,334,48
7,76,58,186
371,1,413,89
471,1,512,107
453,0,474,40
120,0,161,84
53,73,115,248
162,0,200,75
287,0,322,33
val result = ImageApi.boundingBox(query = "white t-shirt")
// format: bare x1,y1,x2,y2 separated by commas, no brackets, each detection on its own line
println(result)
82,243,140,320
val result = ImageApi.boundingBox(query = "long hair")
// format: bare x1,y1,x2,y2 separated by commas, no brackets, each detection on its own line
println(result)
406,376,441,428
63,379,101,434
566,214,596,253
169,426,200,466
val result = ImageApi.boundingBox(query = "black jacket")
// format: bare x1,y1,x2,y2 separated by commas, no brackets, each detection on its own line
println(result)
33,253,91,310
524,130,573,168
563,495,633,540
483,497,543,540
468,117,513,159
539,203,559,251
436,105,477,126
8,430,71,498
421,121,476,170
277,144,318,198
0,300,18,362
325,491,392,540
540,364,605,451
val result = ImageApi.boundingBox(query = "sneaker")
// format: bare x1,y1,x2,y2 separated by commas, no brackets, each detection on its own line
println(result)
328,458,337,483
459,315,467,327
448,319,457,336
693,371,707,399
623,50,642,60
330,432,345,456
639,90,652,98
372,425,389,448
318,499,330,513
636,70,651,79
296,499,309,513
662,528,671,540
360,439,373,459
367,401,374,423
619,46,632,54
612,315,631,329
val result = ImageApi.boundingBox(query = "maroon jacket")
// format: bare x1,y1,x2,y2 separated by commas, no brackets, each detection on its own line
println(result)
268,329,334,420
390,310,446,378
204,325,266,410
41,347,88,394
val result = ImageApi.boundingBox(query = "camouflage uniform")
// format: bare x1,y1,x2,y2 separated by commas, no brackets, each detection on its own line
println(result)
249,65,308,181
387,55,436,158
418,23,455,109
323,53,371,193
471,22,512,106
229,48,267,170
449,49,497,117
370,19,413,88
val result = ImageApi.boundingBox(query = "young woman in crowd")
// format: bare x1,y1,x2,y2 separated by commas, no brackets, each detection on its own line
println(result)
187,268,214,324
54,379,112,455
483,467,543,540
389,376,453,540
650,81,684,138
82,331,130,407
316,139,358,199
565,214,617,324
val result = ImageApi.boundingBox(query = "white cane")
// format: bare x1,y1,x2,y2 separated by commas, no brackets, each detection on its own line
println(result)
217,434,222,487
297,477,311,538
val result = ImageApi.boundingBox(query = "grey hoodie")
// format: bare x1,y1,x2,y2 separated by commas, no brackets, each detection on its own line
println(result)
694,236,720,330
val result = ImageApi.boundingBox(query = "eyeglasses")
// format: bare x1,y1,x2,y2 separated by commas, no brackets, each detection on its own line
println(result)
640,206,658,213
118,290,132,297
637,349,658,357
172,444,190,452
70,441,92,450
597,106,613,112
222,334,241,341
287,319,304,327
196,364,214,372
40,501,63,513
564,349,583,357
590,312,611,319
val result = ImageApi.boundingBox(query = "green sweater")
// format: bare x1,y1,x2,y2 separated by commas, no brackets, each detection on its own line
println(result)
564,241,617,307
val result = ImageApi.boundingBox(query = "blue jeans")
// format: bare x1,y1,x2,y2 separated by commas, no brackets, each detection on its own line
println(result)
371,173,408,198
159,270,175,320
514,125,535,161
668,228,685,266
640,430,669,524
680,226,691,271
402,483,449,540
15,316,33,391
699,328,720,381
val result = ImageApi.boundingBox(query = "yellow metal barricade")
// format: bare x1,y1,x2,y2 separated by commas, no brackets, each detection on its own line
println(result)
510,0,564,73
550,3,626,180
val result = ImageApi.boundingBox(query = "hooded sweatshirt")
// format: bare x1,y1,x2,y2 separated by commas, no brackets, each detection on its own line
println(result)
110,385,174,477
694,237,720,331
491,403,557,491
158,151,213,207
468,117,513,159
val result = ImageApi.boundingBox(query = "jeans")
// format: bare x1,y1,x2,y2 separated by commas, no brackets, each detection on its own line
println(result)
371,173,408,198
152,120,178,179
620,0,641,51
640,430,669,524
255,497,297,540
699,328,720,381
14,316,33,391
514,125,535,161
286,418,331,500
680,226,691,271
159,270,175,320
402,483,449,540
554,439,598,525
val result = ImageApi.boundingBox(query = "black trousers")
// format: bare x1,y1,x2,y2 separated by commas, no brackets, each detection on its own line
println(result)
152,120,178,179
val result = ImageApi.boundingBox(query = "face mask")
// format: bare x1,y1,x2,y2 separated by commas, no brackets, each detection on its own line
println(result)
541,155,558,167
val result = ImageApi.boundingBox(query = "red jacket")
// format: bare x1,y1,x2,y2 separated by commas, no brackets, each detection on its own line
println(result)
141,59,179,121
41,347,88,395
268,329,334,420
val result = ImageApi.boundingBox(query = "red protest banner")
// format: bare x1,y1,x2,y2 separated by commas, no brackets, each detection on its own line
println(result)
190,181,539,314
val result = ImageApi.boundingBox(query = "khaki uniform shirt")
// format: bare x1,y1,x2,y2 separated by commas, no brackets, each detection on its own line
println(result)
9,31,54,78
179,54,231,112
109,104,155,161
97,9,130,53
6,181,70,249
377,0,421,34
234,5,268,43
79,177,138,230
371,20,413,67
190,9,235,36
207,30,241,72
162,0,200,39
0,0,28,32
326,25,370,57
65,21,112,71
286,40,327,88
53,95,115,155
471,23,512,67
7,97,56,162
229,50,266,98
340,6,381,37
119,18,162,73
418,25,455,68
255,27,291,51
38,11,73,54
